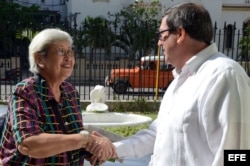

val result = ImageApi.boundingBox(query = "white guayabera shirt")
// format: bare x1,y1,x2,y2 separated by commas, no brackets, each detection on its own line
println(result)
113,43,250,166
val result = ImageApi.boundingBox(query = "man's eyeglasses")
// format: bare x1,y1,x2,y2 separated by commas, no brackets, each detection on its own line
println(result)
54,48,74,57
157,29,174,41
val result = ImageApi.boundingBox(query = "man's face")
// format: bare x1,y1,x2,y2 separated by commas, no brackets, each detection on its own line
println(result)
157,16,178,66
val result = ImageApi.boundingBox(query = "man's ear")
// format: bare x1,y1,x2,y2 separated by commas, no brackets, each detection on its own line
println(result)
176,28,186,44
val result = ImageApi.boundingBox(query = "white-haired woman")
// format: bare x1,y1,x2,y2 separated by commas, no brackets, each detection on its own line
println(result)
0,28,115,165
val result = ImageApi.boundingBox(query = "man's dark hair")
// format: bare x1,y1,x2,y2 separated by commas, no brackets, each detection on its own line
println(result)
164,2,213,44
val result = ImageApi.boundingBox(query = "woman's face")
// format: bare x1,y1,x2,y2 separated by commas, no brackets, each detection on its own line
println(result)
38,40,75,83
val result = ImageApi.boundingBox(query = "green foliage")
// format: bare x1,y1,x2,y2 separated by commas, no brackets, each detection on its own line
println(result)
0,2,40,30
129,98,159,113
104,98,159,137
108,0,163,60
1,3,35,29
131,0,162,19
109,98,160,113
76,1,163,60
79,16,116,56
238,26,250,61
103,112,157,137
0,1,40,56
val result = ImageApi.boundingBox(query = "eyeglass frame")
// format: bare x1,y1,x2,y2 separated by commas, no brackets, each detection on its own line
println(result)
39,48,75,57
53,48,74,57
157,28,175,41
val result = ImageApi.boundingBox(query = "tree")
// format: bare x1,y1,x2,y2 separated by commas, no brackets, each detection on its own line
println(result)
108,0,163,60
0,1,40,57
78,16,116,80
238,26,250,61
79,16,115,57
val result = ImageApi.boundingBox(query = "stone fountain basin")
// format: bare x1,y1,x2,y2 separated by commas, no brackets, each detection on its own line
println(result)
0,104,152,128
0,104,7,117
82,112,152,127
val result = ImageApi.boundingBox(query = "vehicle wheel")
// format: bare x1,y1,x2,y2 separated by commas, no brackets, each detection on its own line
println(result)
113,80,128,94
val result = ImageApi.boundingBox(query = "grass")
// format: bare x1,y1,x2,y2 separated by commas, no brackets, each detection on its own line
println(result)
102,112,157,137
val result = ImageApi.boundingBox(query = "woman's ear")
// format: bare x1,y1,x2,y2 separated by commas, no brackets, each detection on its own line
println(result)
35,54,45,68
38,63,44,68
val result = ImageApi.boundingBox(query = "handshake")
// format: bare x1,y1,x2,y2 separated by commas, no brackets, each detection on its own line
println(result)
84,131,118,166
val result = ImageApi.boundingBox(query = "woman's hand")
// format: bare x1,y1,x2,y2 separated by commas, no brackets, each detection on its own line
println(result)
86,131,116,161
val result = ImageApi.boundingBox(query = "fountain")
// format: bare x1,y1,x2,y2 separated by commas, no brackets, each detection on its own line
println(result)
82,112,152,127
0,85,152,128
83,86,152,165
83,85,152,127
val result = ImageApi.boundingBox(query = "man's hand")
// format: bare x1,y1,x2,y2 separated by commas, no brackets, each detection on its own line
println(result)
86,131,116,161
85,155,105,166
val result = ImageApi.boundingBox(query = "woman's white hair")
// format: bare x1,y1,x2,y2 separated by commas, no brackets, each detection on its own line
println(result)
28,28,73,74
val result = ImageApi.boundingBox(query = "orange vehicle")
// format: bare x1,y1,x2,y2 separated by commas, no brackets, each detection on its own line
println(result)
105,56,174,94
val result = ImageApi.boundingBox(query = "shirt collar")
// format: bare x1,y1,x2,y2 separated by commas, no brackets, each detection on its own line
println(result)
34,74,70,101
173,43,218,78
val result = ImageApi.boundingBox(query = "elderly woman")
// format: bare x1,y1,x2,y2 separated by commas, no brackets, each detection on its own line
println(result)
0,28,114,165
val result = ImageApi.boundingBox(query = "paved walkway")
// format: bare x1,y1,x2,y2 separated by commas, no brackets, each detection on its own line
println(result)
84,154,151,166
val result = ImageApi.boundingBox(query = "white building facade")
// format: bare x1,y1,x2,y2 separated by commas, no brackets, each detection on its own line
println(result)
64,0,250,30
66,0,250,59
13,0,250,29
12,0,250,60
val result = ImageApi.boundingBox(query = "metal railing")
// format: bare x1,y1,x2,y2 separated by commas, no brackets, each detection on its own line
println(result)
0,21,249,101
